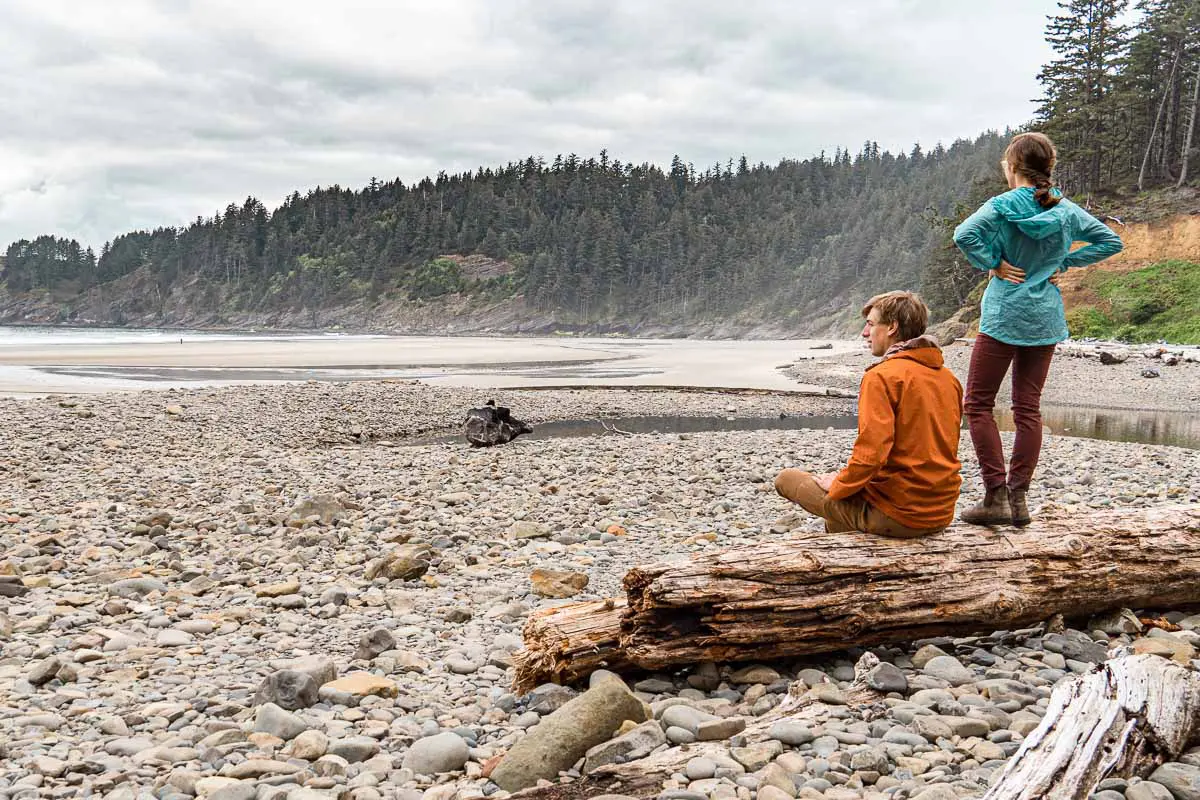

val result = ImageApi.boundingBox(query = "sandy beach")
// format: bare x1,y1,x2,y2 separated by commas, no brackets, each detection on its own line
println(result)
0,333,858,396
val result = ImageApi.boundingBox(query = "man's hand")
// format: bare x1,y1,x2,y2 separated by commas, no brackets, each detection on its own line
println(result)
989,260,1026,284
815,472,836,493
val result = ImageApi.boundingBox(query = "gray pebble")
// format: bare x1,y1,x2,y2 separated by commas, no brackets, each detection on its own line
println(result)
866,661,908,693
254,703,307,741
665,726,697,745
1149,763,1200,800
767,721,814,746
921,655,975,686
685,757,717,781
1126,781,1176,800
401,731,469,775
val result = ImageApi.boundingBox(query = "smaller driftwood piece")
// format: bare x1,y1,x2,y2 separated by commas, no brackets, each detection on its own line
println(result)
984,652,1200,799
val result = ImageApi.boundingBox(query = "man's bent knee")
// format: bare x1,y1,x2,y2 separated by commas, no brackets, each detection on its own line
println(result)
774,468,813,503
774,468,829,520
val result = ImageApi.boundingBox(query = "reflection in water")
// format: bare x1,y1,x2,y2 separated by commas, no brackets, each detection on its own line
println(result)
996,406,1200,450
415,407,1199,449
526,415,858,439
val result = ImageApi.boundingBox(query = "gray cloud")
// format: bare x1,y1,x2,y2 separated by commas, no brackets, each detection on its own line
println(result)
0,0,1056,248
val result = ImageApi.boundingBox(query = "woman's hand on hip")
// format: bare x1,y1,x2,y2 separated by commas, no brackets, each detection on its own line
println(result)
989,260,1026,284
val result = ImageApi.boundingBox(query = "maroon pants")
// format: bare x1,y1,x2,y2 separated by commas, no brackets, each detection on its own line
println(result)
965,333,1056,491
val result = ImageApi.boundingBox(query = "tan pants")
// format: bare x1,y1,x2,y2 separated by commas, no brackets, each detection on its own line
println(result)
774,469,944,538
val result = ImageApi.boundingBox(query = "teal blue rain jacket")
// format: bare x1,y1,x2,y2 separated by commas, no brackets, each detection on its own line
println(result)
953,187,1124,346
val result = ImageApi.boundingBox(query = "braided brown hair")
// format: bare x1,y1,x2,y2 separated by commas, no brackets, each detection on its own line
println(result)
1005,132,1060,209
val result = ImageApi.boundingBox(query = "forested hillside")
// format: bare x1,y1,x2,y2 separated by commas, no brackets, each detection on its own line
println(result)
0,138,1006,335
1,0,1197,336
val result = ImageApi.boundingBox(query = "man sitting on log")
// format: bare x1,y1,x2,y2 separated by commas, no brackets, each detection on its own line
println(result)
776,291,964,537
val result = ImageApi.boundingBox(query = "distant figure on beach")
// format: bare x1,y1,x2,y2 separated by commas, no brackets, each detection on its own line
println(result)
953,132,1123,527
775,291,963,537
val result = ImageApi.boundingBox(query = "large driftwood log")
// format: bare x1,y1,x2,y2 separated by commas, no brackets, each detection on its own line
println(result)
514,506,1200,689
622,505,1200,669
985,653,1200,799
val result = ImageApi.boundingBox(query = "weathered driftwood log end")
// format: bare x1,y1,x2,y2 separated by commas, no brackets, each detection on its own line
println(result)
985,653,1200,799
513,599,631,695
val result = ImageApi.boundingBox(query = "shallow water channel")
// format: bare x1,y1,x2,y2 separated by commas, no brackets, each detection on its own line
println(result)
421,406,1200,450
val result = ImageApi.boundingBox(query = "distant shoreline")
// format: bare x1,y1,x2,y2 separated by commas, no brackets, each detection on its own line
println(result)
0,319,850,343
6,321,1199,348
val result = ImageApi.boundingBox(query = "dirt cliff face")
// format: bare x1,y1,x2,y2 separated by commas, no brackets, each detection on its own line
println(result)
1057,213,1200,314
1106,213,1200,266
1063,212,1200,280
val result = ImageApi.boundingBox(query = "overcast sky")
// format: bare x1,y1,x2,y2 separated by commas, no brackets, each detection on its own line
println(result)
0,0,1059,249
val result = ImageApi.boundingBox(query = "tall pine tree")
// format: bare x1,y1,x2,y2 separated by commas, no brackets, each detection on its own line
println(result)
1037,0,1130,195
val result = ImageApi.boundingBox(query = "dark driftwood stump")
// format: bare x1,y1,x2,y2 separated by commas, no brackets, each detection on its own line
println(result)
513,505,1200,692
464,401,532,447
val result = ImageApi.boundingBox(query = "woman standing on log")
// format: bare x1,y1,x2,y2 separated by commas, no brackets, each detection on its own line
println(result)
953,132,1123,527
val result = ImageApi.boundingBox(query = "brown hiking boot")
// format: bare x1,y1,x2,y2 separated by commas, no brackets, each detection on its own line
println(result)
961,486,1012,526
1009,486,1031,527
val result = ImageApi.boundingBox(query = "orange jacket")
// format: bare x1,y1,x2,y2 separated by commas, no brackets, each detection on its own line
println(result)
827,342,964,529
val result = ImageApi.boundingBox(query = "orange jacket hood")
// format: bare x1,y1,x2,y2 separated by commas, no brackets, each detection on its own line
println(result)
869,336,946,372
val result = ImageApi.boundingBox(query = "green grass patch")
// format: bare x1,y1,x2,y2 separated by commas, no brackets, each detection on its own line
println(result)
1067,260,1200,344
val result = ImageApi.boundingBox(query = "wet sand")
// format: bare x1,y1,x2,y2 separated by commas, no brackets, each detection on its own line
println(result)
0,336,858,395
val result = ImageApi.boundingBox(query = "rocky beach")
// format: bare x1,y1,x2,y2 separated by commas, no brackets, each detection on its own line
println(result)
2,350,1200,800
783,340,1200,413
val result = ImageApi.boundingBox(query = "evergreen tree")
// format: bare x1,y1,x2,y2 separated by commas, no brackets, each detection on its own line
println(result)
1037,0,1130,195
1124,0,1200,188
